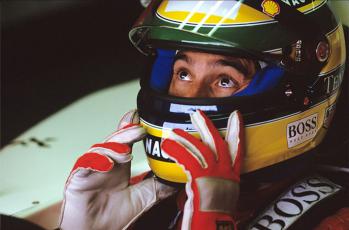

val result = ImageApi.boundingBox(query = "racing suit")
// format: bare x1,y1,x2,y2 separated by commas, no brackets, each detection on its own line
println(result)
130,166,349,229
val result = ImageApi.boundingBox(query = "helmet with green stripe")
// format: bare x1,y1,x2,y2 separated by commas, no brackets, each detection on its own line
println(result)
129,0,346,183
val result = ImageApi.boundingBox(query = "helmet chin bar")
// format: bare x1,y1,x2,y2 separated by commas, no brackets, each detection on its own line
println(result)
136,57,344,183
136,84,307,183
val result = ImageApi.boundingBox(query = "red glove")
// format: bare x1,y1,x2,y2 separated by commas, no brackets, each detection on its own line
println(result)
162,110,244,230
59,110,177,230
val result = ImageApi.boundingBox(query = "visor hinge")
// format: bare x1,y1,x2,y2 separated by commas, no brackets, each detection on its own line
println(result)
301,87,316,110
284,84,315,110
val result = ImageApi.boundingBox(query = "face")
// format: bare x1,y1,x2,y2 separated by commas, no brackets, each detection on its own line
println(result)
168,50,256,98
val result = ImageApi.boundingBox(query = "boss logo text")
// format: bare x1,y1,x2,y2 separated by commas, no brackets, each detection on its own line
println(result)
249,176,341,230
287,114,318,148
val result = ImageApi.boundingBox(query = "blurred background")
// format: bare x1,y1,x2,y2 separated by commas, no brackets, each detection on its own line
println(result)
2,3,151,228
1,0,147,147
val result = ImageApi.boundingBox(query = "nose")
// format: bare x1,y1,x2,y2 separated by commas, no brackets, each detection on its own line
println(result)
186,80,211,98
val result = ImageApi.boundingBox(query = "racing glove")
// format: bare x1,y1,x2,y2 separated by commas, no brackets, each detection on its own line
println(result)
161,110,244,230
58,110,177,230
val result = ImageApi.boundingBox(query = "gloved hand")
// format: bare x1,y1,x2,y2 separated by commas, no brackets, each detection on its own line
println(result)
161,110,244,230
59,110,177,230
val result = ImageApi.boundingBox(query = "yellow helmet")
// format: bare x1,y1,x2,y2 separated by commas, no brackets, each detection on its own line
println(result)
129,0,346,183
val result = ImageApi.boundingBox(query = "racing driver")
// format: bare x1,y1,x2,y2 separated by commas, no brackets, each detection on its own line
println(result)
58,0,349,229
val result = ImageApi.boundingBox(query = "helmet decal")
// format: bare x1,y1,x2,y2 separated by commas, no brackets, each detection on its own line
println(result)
286,113,318,148
261,0,281,17
291,0,327,13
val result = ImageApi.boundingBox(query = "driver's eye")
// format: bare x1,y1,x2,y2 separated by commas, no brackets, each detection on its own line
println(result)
218,76,235,88
178,71,191,81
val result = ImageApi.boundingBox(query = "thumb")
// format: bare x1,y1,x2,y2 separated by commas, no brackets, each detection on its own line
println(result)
129,177,177,206
104,110,146,144
105,125,146,145
117,109,140,130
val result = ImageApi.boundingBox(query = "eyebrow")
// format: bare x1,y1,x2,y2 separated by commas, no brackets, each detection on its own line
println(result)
174,52,249,77
216,59,248,76
174,52,189,63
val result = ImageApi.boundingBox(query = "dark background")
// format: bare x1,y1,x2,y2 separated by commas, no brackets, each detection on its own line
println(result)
1,0,147,147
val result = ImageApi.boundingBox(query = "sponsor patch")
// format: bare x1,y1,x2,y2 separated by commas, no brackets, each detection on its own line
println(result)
248,175,342,230
163,122,194,131
280,0,327,12
169,103,218,114
144,136,171,161
323,69,344,94
280,0,314,8
261,0,280,17
287,114,318,148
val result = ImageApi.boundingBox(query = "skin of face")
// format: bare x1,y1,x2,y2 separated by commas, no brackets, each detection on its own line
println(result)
168,50,256,98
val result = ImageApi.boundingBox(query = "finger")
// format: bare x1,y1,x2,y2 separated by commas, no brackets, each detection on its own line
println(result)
161,138,203,172
171,129,214,168
89,142,132,163
103,110,146,144
68,152,129,190
117,109,140,130
104,124,146,145
225,110,244,176
190,110,225,161
71,152,114,175
168,129,208,169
